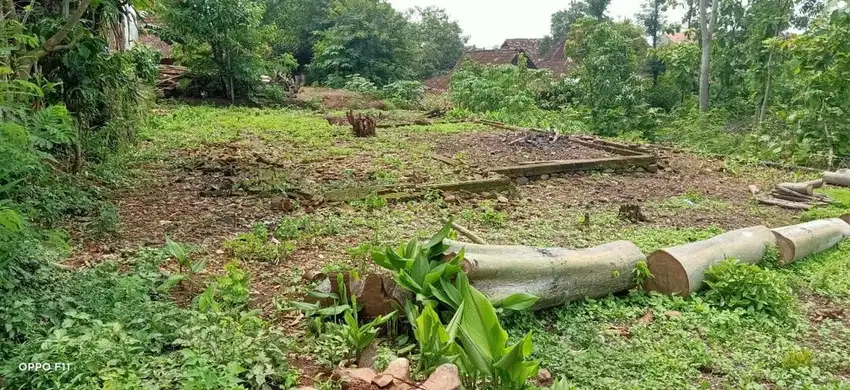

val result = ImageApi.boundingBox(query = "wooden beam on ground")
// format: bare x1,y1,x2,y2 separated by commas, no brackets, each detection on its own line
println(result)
429,154,459,166
570,138,647,156
322,178,513,202
489,155,657,178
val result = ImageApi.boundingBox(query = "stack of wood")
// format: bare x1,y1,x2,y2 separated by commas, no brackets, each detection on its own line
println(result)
347,110,376,137
824,168,850,187
753,180,832,210
158,65,188,91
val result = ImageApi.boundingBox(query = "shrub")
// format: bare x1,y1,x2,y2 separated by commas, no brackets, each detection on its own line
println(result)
380,80,425,108
704,258,794,319
224,224,295,263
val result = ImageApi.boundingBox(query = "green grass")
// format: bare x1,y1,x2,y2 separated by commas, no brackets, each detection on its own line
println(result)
801,187,850,222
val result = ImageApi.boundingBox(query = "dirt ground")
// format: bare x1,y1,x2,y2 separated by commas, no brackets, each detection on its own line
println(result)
66,111,812,316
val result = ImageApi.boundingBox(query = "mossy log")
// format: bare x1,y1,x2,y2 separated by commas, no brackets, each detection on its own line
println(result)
645,226,776,295
771,219,850,265
824,172,850,187
444,239,646,309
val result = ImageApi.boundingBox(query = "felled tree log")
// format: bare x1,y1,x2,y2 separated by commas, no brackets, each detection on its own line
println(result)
803,179,824,189
645,226,776,295
842,214,850,225
310,273,410,317
444,239,646,309
778,182,814,196
772,219,850,265
824,172,850,187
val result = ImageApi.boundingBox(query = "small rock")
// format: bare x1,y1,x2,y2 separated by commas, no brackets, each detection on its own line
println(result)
516,176,530,185
215,249,225,255
664,310,682,318
540,174,550,180
480,191,492,198
381,358,411,383
473,174,484,180
636,167,646,173
603,169,615,174
646,164,659,173
421,364,461,390
339,367,377,385
297,387,317,390
373,374,394,388
443,194,458,204
497,195,510,203
537,368,553,384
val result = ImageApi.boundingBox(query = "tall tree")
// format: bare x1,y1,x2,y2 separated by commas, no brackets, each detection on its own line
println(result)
698,0,713,111
550,0,611,40
408,6,468,79
310,0,416,85
264,0,332,68
585,0,612,20
638,0,672,85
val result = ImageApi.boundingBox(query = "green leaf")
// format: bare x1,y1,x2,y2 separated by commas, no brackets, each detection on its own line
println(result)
190,259,207,274
456,273,504,375
158,274,186,291
307,290,339,300
316,304,351,316
496,293,539,311
165,236,188,265
425,221,453,249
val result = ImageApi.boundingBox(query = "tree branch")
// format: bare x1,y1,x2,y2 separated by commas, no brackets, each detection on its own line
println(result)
43,0,92,53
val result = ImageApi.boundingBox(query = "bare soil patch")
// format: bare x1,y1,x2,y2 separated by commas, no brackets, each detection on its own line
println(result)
437,130,615,166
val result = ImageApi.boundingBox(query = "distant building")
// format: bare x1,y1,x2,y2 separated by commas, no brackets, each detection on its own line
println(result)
659,32,692,46
459,49,539,68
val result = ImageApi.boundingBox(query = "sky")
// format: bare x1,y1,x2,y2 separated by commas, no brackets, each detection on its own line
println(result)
386,0,685,48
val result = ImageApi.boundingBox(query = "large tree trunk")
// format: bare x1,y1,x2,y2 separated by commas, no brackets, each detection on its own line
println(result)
824,172,850,187
698,0,712,112
645,226,776,295
772,219,850,265
445,239,646,309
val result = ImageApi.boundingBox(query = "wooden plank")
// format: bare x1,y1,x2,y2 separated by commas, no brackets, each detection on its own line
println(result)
570,138,645,156
323,178,513,202
489,155,657,178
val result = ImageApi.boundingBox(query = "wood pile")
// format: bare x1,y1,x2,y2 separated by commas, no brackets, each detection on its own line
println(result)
753,180,832,210
157,65,187,91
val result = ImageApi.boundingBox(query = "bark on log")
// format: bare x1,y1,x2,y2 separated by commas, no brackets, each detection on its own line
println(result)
803,179,824,189
778,182,814,196
310,274,410,317
772,219,850,265
444,239,646,309
645,226,776,295
841,214,850,225
824,172,850,187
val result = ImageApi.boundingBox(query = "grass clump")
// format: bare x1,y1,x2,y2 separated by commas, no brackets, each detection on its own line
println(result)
225,223,295,263
704,258,794,320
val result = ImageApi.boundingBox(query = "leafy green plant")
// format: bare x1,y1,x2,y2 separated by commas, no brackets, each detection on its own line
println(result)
452,273,540,389
161,237,207,290
224,224,295,263
781,347,814,369
633,260,653,290
216,260,251,308
413,303,464,373
704,258,794,319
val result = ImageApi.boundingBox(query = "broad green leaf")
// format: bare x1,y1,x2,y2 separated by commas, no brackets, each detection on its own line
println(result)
496,293,539,311
190,259,207,274
307,290,339,300
158,274,186,291
456,273,502,375
424,221,453,249
290,301,321,312
316,304,351,316
371,250,394,270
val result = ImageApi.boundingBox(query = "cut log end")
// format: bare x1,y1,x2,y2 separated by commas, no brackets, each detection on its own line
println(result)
842,214,850,225
645,250,689,296
772,231,797,265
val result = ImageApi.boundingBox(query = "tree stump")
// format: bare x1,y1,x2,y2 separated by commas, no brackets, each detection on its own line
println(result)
619,204,648,222
347,110,376,137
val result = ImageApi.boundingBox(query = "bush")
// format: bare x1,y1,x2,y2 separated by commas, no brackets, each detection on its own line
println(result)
224,224,295,263
380,80,425,108
450,59,548,114
704,258,794,319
